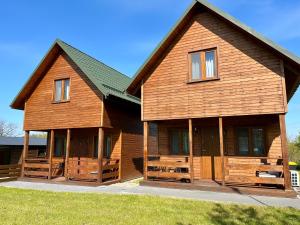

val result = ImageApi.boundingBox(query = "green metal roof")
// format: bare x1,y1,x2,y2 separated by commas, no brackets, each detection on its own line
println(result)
128,0,300,92
56,40,140,104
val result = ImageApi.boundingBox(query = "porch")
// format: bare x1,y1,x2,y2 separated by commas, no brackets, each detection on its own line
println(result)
143,114,291,190
21,127,121,184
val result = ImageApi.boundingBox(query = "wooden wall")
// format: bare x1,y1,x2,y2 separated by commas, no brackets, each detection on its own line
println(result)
24,52,103,130
143,10,286,121
102,97,143,181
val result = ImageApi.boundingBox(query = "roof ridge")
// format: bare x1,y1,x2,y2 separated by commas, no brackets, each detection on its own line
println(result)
56,39,132,81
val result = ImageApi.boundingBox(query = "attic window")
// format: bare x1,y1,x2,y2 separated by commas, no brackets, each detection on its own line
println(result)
189,48,218,82
54,78,70,102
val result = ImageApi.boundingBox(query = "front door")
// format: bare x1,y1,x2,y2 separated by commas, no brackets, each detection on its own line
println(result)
200,127,221,180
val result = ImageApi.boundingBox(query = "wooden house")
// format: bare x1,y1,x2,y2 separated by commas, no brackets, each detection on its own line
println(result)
127,0,300,190
11,40,143,184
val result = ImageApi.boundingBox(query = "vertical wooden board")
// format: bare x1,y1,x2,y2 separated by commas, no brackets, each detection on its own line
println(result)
21,131,29,177
279,114,291,190
98,127,104,182
48,130,54,179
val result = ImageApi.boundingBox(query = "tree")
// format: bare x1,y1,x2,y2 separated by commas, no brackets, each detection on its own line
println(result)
288,133,300,164
0,120,19,137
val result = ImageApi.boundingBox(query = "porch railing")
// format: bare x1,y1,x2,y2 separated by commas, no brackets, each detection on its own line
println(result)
67,158,120,182
224,157,284,185
0,164,21,182
147,155,191,180
24,158,50,178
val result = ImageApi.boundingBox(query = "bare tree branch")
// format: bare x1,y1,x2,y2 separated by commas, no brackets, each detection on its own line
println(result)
0,119,19,137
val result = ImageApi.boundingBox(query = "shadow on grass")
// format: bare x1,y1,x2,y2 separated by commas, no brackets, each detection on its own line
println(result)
206,203,300,225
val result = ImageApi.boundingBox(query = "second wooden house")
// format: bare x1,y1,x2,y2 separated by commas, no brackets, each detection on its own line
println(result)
11,39,143,184
127,0,300,191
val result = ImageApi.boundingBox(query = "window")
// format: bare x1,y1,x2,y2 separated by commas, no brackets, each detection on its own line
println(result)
237,128,249,156
236,127,265,156
54,78,70,102
170,129,189,155
93,134,112,158
104,135,112,158
54,136,66,157
252,128,265,155
189,48,217,81
93,136,98,158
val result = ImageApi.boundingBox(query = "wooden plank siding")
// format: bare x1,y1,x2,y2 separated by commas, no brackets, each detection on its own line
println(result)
102,97,143,181
24,52,103,130
142,11,286,121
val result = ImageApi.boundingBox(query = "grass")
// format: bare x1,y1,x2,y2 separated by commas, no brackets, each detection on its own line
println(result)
0,187,299,225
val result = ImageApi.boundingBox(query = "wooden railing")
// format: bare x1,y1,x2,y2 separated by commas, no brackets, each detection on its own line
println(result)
24,158,50,178
0,164,21,182
68,158,98,180
147,155,191,181
102,159,120,181
67,158,120,182
224,157,284,185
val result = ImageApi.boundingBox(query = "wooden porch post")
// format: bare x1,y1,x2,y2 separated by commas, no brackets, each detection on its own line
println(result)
143,121,149,180
48,129,54,180
64,129,71,180
21,131,29,177
188,119,194,183
97,127,104,183
279,114,291,190
219,117,225,186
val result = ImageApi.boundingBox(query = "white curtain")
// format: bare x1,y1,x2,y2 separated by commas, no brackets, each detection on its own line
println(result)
205,51,215,78
191,53,201,80
55,80,62,101
64,79,70,100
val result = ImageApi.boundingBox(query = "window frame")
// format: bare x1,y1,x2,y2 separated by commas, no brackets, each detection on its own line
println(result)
188,47,219,83
235,127,266,156
53,78,71,103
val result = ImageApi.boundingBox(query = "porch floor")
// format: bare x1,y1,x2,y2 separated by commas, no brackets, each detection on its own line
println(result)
140,180,298,198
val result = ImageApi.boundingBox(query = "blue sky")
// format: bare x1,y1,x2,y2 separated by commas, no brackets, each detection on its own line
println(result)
0,0,299,137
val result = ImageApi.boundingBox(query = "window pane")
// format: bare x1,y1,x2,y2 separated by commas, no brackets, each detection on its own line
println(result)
205,51,215,78
94,136,98,158
191,53,201,80
182,130,189,155
55,80,62,102
54,137,65,157
170,130,180,155
64,79,70,100
104,135,111,158
237,128,248,155
252,128,264,155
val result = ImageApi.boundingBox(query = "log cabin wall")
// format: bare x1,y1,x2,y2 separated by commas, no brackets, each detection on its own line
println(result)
102,97,143,181
24,52,103,130
143,10,286,121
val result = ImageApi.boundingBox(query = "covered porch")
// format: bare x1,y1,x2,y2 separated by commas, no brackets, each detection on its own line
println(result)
143,114,291,190
21,127,121,184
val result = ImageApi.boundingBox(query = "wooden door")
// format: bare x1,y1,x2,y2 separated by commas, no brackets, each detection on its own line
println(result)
200,127,221,180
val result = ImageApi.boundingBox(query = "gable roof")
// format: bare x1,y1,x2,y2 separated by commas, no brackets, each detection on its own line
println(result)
127,0,300,96
11,39,140,109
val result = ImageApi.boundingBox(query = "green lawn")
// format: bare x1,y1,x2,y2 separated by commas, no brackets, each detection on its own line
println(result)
0,187,299,225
